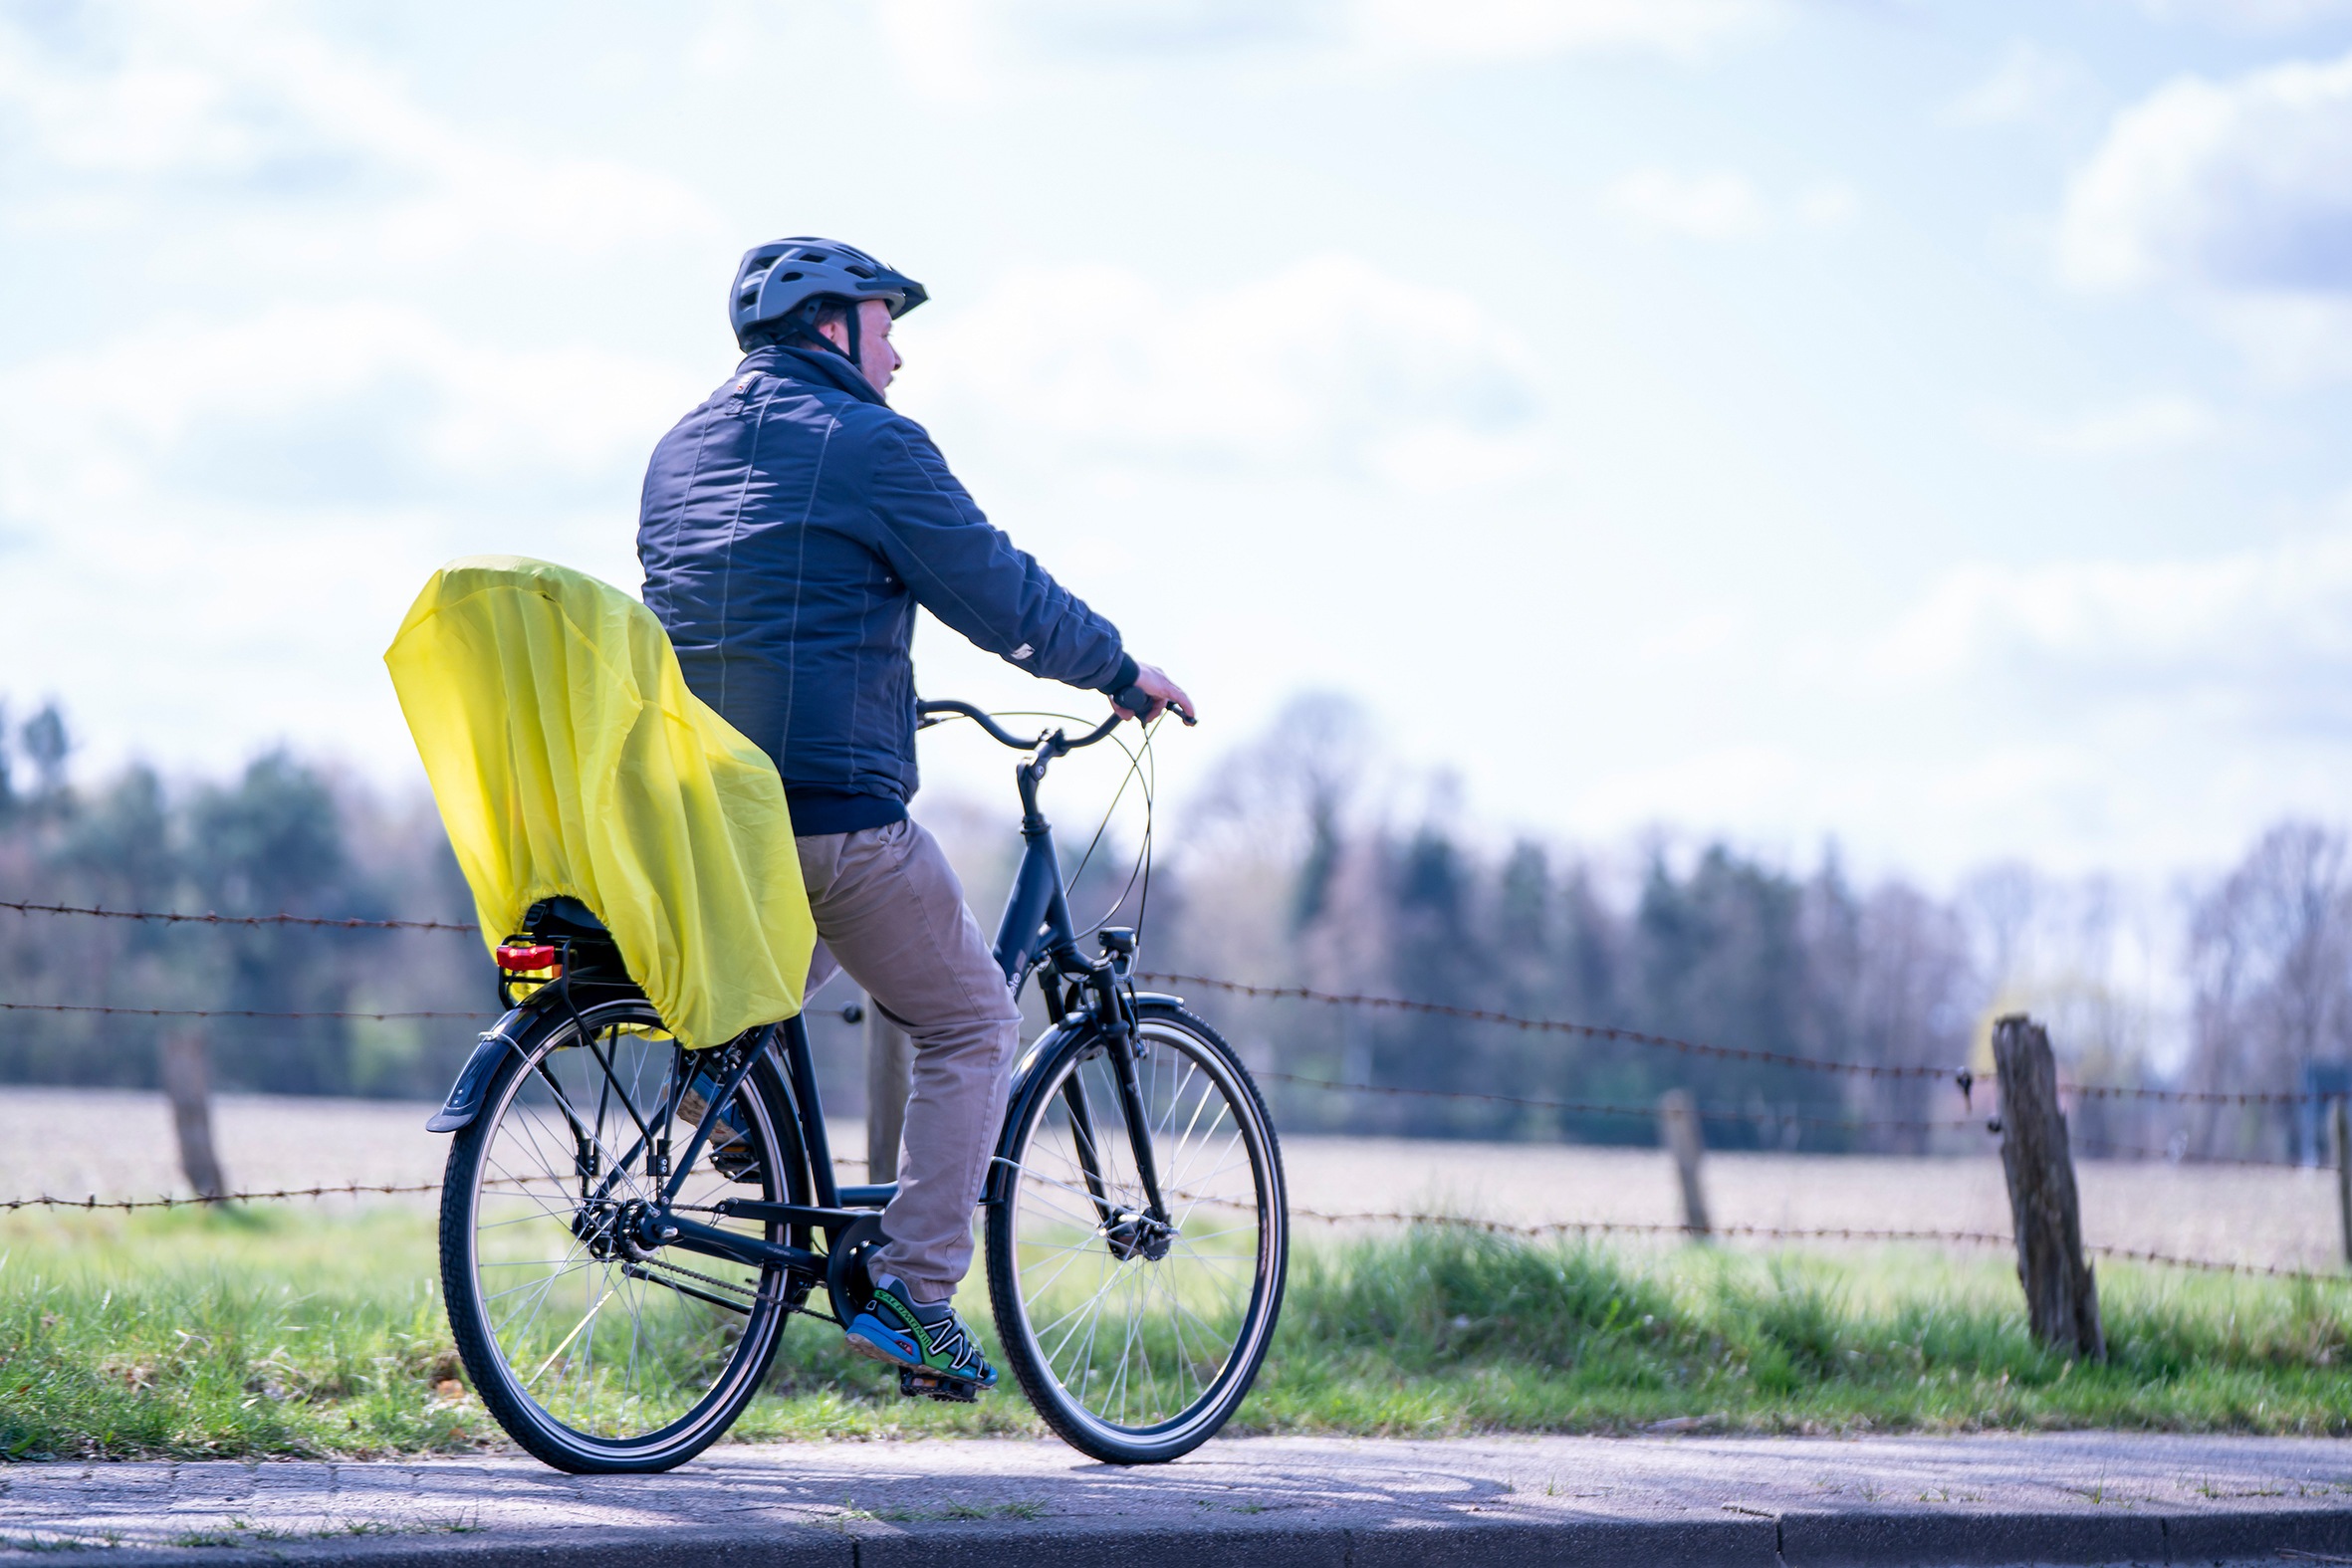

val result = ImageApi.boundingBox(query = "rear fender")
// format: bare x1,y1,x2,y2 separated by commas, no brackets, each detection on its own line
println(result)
424,1013,534,1133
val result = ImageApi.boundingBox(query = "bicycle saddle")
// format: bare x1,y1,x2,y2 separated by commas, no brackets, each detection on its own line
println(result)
521,896,634,988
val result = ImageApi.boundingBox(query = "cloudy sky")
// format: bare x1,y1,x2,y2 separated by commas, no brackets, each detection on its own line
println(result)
5,0,2352,885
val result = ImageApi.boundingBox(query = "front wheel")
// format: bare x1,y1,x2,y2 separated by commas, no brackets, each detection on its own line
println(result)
985,1001,1288,1463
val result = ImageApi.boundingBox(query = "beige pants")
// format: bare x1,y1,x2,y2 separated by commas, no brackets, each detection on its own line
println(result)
795,819,1023,1302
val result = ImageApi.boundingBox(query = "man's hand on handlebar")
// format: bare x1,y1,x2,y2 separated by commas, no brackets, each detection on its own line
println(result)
1112,661,1197,727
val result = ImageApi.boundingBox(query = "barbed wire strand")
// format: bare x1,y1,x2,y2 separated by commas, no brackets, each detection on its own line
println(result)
1272,1204,2344,1282
2061,1081,2320,1107
1267,1071,2319,1167
8,1179,2333,1280
0,1156,914,1213
0,1181,445,1212
1150,972,2328,1108
0,1000,494,1021
0,899,480,933
1263,1070,1991,1134
1142,972,1963,1082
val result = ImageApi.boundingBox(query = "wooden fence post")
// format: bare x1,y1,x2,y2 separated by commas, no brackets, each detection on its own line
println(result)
865,999,910,1185
2333,1097,2352,1268
157,1026,227,1201
1658,1088,1711,1239
1993,1014,2103,1360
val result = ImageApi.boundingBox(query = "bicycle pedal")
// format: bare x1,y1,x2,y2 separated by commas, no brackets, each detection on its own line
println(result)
711,1147,763,1183
898,1367,979,1404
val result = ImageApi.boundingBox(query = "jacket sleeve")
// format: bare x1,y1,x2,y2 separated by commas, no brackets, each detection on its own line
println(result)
860,421,1130,691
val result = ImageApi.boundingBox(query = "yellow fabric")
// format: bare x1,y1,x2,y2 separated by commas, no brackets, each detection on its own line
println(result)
383,555,813,1048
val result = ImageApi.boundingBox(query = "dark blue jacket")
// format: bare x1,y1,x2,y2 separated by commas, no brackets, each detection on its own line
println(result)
636,345,1132,835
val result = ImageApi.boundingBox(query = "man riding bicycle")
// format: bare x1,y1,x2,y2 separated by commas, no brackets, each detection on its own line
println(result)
635,238,1191,1395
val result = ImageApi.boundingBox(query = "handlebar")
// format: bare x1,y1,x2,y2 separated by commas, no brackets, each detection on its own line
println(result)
916,699,1127,754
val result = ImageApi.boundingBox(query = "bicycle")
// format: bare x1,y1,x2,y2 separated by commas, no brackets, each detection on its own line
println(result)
425,698,1288,1472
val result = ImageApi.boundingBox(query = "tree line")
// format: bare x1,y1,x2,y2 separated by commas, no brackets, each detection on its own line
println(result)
0,694,2341,1161
0,702,484,1100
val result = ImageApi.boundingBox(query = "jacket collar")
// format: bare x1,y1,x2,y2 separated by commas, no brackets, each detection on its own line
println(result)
740,343,886,407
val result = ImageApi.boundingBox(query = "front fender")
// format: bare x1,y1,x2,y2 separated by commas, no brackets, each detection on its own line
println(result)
981,995,1191,1205
424,1013,533,1133
983,1018,1084,1206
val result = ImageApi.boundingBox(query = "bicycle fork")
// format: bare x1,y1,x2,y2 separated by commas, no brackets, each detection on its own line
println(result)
1063,1013,1176,1261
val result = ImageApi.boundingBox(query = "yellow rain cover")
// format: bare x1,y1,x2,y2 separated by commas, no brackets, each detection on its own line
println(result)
383,556,813,1048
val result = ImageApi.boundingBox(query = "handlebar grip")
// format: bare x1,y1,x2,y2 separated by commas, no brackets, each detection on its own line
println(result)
1113,685,1198,727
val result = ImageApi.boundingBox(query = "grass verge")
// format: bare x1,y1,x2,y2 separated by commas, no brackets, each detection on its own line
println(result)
3,1205,2349,1459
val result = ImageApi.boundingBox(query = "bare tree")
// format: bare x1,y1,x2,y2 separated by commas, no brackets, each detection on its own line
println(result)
1848,883,1977,1153
2186,822,2352,1158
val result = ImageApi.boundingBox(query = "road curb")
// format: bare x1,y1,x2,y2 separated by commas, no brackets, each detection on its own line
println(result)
17,1507,2352,1567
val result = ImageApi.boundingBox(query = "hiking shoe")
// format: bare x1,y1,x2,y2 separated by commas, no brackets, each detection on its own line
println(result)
844,1272,997,1391
675,1081,761,1183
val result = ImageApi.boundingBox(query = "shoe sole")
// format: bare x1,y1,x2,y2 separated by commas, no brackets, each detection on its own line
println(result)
843,1315,998,1390
843,1316,925,1370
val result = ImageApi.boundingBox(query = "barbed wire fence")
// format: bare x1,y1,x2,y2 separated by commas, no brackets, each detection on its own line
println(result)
5,897,2350,1310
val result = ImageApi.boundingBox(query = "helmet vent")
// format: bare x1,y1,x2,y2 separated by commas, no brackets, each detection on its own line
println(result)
736,289,759,309
843,264,874,279
778,271,803,282
796,249,830,262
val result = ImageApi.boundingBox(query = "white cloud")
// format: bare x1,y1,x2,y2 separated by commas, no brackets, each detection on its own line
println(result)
0,302,689,782
1792,180,1860,230
1541,524,2352,879
901,255,1546,489
1873,526,2352,718
2207,292,2352,382
1603,169,1853,241
2059,49,2352,294
2034,393,2219,456
1341,0,1773,66
1945,41,2089,127
1605,169,1768,241
877,0,1774,101
0,304,697,520
0,3,719,267
2132,0,2352,29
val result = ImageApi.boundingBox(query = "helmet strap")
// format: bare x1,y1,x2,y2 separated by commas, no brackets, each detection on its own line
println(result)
779,299,871,384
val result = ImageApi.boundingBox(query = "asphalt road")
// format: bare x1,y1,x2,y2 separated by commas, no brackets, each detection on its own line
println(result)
6,1432,2351,1565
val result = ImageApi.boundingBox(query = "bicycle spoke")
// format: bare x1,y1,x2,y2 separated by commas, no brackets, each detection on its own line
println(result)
997,1012,1282,1453
455,1006,793,1458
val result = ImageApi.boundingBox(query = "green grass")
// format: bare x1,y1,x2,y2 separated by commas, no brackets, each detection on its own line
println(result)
5,1205,2351,1460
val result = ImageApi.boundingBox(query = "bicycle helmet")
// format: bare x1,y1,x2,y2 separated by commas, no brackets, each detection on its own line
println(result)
729,238,928,362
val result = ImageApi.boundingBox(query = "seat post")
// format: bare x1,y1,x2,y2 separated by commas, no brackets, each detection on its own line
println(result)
778,1013,837,1208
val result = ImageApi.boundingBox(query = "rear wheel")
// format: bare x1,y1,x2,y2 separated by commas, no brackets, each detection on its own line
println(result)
985,1001,1287,1463
439,1001,808,1473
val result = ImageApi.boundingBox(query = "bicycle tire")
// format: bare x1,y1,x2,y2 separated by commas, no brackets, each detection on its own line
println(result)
985,999,1287,1463
439,999,808,1473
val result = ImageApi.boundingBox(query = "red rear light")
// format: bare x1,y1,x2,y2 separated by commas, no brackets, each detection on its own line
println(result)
496,944,560,972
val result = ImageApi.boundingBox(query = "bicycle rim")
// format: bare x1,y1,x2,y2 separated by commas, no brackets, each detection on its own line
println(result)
442,1003,798,1471
988,1006,1287,1462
